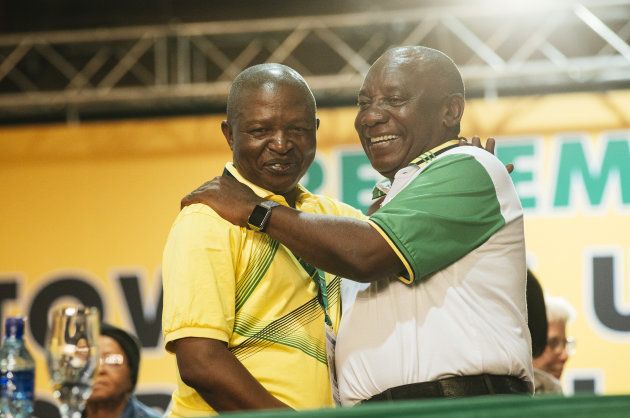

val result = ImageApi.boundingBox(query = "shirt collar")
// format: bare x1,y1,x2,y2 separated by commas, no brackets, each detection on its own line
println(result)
371,139,461,199
224,162,311,207
408,139,461,166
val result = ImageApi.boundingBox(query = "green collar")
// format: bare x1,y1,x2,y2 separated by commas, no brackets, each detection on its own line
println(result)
371,139,461,199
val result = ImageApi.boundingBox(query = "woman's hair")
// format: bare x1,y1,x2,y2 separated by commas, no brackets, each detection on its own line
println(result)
545,295,576,324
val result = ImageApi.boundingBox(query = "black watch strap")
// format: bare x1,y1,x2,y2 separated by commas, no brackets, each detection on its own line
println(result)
247,200,281,232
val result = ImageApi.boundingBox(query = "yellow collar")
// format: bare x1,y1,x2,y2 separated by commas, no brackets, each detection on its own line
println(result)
224,162,310,206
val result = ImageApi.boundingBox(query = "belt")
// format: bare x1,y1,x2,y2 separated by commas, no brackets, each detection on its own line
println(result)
364,374,530,403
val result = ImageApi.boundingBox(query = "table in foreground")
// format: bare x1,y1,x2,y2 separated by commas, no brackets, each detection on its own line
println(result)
220,394,630,418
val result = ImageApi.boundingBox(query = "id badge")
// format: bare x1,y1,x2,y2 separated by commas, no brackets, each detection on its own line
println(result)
325,323,341,406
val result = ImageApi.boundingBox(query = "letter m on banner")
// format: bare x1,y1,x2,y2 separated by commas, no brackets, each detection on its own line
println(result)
554,135,630,210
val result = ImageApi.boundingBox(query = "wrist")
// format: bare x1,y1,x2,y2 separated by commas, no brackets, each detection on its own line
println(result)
246,200,281,232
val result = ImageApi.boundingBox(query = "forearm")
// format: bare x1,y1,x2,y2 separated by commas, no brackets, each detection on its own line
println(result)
176,338,289,412
197,355,287,411
178,176,404,282
264,206,403,282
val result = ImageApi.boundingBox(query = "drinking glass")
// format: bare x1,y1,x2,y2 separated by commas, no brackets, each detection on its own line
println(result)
45,306,100,418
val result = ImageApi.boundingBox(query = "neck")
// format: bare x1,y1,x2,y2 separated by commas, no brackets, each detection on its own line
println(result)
422,137,450,155
85,396,129,418
281,188,299,208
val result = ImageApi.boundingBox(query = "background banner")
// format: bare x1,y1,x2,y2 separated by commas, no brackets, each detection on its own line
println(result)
1,91,629,412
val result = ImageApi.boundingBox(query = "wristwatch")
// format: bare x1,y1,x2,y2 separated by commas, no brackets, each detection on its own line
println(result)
247,200,281,232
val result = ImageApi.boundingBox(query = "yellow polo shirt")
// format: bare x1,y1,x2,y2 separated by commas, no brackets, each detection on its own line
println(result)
162,163,365,417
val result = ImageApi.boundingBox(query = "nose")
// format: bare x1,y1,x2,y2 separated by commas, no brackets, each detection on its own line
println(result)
358,103,387,128
267,130,293,154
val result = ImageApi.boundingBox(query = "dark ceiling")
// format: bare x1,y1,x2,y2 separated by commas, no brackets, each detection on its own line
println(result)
0,0,457,33
1,0,629,124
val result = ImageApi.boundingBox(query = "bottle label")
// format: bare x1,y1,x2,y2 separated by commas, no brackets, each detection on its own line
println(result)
0,370,34,400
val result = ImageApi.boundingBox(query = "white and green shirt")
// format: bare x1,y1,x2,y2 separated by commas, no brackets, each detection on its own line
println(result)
335,143,534,405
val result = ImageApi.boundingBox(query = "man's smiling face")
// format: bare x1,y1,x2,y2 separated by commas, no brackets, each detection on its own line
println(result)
354,53,447,180
225,81,317,195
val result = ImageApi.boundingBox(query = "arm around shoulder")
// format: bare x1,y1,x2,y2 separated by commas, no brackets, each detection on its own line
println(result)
265,206,404,282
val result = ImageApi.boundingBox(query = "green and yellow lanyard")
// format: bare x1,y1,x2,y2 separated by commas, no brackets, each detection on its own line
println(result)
223,168,332,326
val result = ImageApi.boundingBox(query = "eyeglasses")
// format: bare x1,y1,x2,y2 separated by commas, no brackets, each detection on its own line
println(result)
547,336,576,355
99,353,124,367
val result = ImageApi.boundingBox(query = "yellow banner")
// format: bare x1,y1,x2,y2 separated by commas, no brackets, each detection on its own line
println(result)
0,91,629,413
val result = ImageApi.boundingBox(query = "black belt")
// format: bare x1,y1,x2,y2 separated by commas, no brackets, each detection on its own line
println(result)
364,374,530,403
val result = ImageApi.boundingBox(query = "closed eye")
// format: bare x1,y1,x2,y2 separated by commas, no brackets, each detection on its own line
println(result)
357,99,371,110
383,97,407,107
248,128,268,136
288,126,310,133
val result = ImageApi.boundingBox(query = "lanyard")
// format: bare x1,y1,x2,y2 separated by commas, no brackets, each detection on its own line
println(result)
296,258,332,326
222,167,332,326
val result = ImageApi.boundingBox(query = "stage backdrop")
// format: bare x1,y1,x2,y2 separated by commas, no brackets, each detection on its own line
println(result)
1,90,629,412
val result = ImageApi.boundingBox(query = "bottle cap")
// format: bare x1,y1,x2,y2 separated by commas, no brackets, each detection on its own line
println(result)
5,317,25,339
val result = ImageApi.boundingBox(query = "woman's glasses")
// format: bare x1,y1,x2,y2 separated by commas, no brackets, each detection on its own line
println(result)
98,353,124,368
547,336,576,355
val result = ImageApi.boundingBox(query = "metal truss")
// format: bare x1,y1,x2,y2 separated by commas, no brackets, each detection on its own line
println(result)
1,0,630,121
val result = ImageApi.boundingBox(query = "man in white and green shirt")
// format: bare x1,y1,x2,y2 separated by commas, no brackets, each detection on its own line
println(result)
183,46,533,405
338,141,532,404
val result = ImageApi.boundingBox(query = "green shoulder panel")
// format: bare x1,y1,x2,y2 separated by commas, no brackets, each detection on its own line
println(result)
369,153,506,281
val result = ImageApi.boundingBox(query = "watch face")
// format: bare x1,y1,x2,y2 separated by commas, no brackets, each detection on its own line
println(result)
248,204,269,229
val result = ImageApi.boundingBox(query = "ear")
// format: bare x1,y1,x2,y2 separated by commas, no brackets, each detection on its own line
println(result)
221,120,234,150
442,94,465,129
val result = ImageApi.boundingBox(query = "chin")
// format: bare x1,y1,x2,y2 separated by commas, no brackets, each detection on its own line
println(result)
88,391,109,403
369,157,400,178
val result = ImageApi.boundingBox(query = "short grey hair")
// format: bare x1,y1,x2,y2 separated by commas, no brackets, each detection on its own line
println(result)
226,63,316,123
545,296,576,324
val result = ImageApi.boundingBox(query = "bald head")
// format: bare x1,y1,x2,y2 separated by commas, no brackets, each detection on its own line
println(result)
226,64,316,123
376,46,465,100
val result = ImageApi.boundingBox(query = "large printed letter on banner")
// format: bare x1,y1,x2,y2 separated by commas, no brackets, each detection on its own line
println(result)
554,136,630,209
588,249,630,334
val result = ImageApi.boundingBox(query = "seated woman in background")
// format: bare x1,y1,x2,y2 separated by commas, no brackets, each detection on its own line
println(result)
83,323,160,418
533,295,577,395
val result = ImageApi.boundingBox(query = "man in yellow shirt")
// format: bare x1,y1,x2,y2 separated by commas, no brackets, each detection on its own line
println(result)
161,63,364,416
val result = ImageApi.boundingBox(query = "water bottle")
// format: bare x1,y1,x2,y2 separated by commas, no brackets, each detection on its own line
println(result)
0,317,35,418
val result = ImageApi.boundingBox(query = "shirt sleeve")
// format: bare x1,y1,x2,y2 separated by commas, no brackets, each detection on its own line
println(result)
162,203,240,352
315,194,369,221
369,152,509,283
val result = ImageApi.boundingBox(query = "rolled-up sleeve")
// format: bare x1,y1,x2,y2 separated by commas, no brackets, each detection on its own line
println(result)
162,203,239,352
